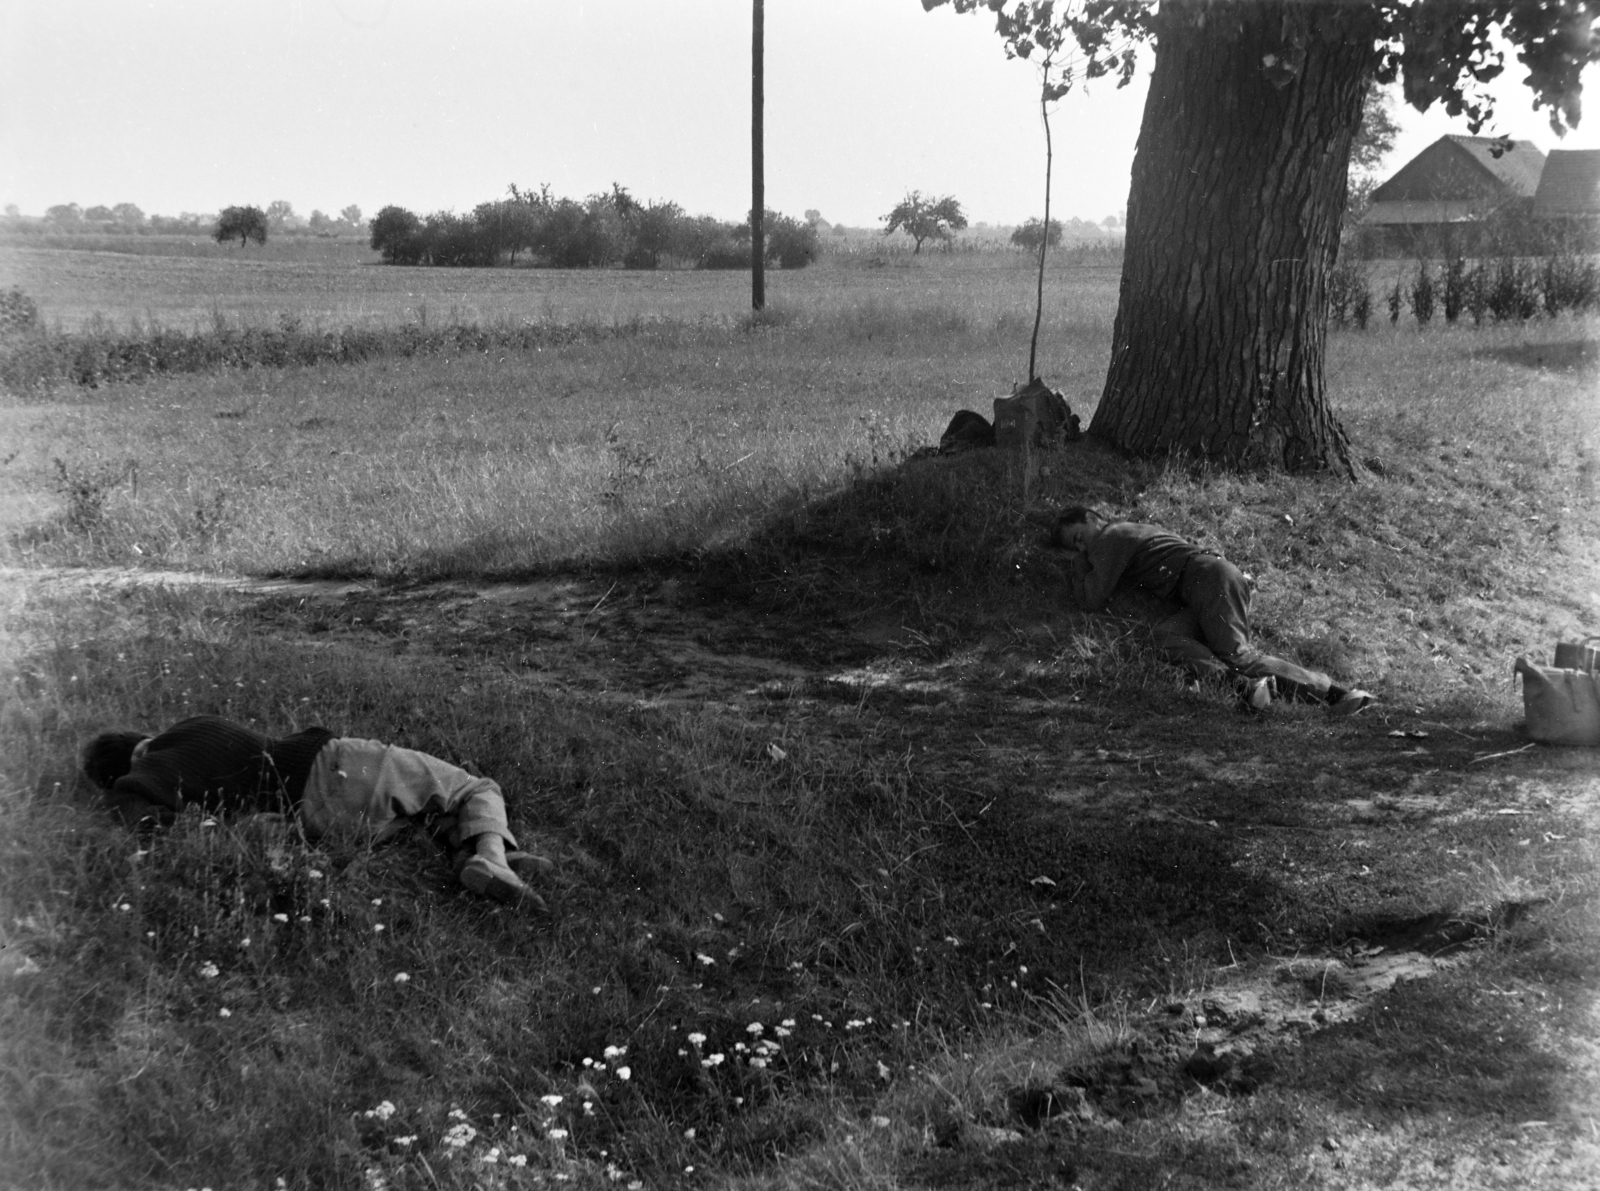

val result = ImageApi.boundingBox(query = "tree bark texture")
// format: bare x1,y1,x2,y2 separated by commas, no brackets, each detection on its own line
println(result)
1092,1,1376,474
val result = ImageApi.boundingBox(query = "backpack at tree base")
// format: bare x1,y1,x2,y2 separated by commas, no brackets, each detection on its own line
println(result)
992,379,1082,450
938,409,997,454
1514,656,1600,747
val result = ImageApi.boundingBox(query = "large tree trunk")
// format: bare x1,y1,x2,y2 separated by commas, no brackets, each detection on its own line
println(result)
1092,1,1377,474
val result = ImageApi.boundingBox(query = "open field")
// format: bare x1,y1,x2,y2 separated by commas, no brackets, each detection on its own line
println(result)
0,239,1099,332
2,246,1599,1190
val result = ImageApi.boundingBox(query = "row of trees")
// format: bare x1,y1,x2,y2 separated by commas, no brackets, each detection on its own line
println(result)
30,200,364,237
1329,248,1599,329
367,185,820,270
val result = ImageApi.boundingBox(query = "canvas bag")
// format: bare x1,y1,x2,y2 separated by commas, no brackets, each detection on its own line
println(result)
992,379,1082,450
1514,656,1600,746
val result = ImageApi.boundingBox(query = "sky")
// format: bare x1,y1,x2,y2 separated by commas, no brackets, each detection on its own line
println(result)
2,0,1597,229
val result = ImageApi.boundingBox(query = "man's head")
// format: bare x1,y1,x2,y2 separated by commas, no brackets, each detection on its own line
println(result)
81,731,149,790
1053,506,1109,553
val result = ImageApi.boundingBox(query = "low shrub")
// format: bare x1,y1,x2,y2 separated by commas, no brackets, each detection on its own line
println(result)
1327,260,1368,327
0,316,655,394
1409,261,1436,325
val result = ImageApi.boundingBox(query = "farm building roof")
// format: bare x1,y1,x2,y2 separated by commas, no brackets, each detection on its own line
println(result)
1370,135,1546,206
1531,149,1600,216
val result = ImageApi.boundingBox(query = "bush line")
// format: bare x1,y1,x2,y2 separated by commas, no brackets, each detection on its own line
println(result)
0,309,687,392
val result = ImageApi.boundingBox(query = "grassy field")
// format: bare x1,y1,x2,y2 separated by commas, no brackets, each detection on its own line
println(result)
2,245,1599,1191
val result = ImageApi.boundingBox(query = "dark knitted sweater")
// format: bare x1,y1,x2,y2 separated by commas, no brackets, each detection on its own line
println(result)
106,715,335,826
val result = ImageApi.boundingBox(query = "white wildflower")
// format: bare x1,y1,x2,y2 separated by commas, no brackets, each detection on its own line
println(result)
547,1128,569,1141
508,1154,527,1168
198,961,220,979
745,1022,764,1036
272,913,289,923
603,1044,626,1059
687,1032,706,1046
393,972,410,984
540,1094,563,1107
616,1066,630,1081
363,1101,397,1121
443,1123,476,1149
695,953,715,966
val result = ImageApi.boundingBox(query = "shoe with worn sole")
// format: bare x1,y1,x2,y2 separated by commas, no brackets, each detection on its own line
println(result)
1239,676,1274,712
460,856,548,912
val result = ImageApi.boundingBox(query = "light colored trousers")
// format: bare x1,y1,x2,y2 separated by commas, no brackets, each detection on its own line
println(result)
1154,555,1335,702
298,738,517,848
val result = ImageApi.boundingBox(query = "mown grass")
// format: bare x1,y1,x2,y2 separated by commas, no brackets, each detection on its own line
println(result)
2,252,1598,1189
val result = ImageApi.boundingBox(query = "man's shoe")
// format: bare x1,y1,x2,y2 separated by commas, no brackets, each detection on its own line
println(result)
1328,688,1374,716
1239,676,1274,712
460,856,547,912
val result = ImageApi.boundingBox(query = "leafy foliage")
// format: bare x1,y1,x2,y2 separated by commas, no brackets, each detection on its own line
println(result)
930,0,1600,135
363,185,818,272
214,206,268,248
882,191,968,253
369,205,424,264
1010,217,1063,252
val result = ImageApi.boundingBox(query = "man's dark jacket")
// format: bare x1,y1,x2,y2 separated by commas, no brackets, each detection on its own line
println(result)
106,714,334,826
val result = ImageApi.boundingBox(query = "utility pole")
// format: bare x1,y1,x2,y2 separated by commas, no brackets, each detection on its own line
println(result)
751,0,765,311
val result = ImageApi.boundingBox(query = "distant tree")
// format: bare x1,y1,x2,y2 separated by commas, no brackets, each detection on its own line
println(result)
214,205,268,246
46,203,82,225
369,205,423,264
4,203,18,220
84,205,114,222
625,200,684,269
882,191,967,252
307,210,335,234
804,208,824,225
339,204,363,227
111,202,145,227
265,200,298,230
752,209,820,268
1101,214,1120,229
1010,217,1063,251
420,211,496,266
473,195,542,265
1350,80,1400,176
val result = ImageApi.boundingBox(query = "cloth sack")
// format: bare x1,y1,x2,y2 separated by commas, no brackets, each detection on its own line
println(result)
938,409,997,454
1514,657,1600,746
992,379,1082,450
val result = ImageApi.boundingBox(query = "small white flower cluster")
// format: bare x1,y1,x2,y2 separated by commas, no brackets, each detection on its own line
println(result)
442,1122,477,1149
580,1044,631,1082
197,961,220,980
363,1101,397,1121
